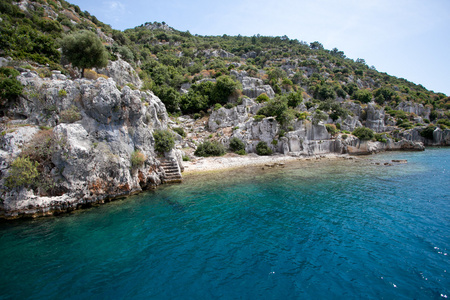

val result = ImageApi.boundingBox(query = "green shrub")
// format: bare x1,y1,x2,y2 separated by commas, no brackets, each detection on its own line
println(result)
182,155,191,161
256,93,270,103
235,149,246,155
214,103,223,111
354,89,373,103
420,125,436,140
173,127,186,137
353,127,374,140
312,110,328,125
153,129,175,153
131,150,146,168
60,105,81,123
437,119,450,127
253,115,265,122
58,89,67,97
342,134,348,140
0,67,23,101
325,124,338,135
229,137,245,152
194,141,226,157
256,141,272,155
4,156,39,189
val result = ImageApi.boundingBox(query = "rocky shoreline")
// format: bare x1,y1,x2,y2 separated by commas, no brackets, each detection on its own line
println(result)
1,59,448,220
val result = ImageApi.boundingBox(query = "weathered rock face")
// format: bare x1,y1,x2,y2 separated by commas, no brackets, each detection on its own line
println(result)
0,72,179,219
347,139,425,155
203,49,234,59
97,59,142,89
208,98,262,131
231,70,275,99
341,115,362,132
365,103,385,133
397,101,431,120
395,127,450,146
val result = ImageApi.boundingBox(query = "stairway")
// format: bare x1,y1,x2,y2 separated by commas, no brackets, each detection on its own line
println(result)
160,158,182,184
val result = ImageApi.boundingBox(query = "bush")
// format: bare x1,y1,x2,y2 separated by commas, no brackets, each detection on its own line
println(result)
256,141,272,155
194,141,226,157
354,89,373,103
235,149,246,155
374,133,387,143
253,115,265,122
420,125,436,140
153,129,174,153
4,156,39,189
182,155,191,161
60,105,81,123
229,137,245,152
212,75,238,105
256,93,270,103
325,124,338,135
58,89,67,97
131,150,146,168
342,134,348,140
353,127,374,140
0,67,23,102
173,127,186,137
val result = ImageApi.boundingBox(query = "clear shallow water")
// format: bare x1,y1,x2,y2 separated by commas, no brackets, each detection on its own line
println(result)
0,149,449,299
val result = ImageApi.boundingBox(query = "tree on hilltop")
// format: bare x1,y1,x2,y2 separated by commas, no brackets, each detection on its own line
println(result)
61,30,108,77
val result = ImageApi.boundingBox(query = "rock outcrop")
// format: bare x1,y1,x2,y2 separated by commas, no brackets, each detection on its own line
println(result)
0,71,182,219
395,127,450,146
397,101,431,120
97,59,142,89
231,70,275,99
365,103,386,133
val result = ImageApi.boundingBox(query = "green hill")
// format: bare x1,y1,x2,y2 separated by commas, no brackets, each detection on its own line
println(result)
1,0,449,129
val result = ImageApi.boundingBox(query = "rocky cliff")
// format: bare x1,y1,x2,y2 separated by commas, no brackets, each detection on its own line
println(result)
0,60,183,219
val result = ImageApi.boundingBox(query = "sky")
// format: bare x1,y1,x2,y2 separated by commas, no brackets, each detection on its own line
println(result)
69,0,450,96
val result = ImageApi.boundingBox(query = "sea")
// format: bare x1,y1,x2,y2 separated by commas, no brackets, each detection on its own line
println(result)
0,148,449,299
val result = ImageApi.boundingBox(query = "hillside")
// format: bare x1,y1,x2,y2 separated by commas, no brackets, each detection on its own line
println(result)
0,0,449,217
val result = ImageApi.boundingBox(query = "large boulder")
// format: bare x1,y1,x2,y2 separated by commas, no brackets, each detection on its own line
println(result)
97,59,142,89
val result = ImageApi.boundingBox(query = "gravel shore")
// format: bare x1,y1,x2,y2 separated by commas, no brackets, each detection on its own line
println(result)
182,153,351,174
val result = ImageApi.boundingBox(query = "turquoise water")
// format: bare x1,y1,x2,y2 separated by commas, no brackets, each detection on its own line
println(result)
0,149,449,299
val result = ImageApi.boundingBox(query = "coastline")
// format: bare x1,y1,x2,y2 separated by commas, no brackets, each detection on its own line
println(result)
182,152,353,175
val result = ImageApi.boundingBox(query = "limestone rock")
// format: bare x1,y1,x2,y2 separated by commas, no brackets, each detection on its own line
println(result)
231,70,275,99
97,59,142,88
365,103,385,133
397,101,431,119
0,70,180,218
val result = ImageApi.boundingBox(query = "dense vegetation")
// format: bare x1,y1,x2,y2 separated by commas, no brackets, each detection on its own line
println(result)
0,0,449,140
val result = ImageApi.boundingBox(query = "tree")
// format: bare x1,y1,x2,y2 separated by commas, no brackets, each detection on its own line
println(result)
310,41,324,50
212,75,238,105
61,30,108,77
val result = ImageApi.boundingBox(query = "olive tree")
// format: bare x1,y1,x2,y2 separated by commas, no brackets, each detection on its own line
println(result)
61,30,108,77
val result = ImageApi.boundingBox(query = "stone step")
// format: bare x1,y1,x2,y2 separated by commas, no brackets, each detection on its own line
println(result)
159,158,182,184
